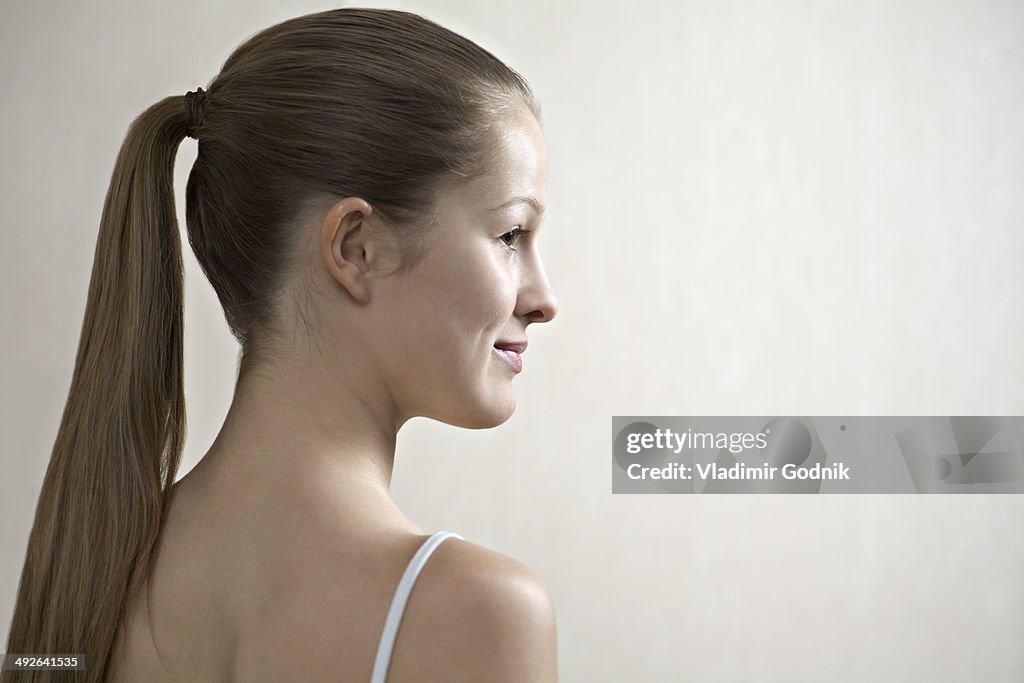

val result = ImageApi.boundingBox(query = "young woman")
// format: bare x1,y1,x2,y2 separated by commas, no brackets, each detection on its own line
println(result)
4,8,558,682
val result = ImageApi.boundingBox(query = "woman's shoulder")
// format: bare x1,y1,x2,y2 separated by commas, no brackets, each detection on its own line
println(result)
418,533,557,629
378,533,559,683
232,529,558,682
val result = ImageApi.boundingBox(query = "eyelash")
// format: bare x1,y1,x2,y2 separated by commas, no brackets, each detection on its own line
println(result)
499,227,526,251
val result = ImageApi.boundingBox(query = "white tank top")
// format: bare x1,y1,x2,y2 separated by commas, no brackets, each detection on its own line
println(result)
369,531,463,683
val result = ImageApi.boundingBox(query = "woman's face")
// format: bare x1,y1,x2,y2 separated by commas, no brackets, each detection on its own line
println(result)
373,105,557,429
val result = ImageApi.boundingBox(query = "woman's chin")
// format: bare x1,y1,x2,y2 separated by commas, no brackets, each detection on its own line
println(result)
443,393,517,430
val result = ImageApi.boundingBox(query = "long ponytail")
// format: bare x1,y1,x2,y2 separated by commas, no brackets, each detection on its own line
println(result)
3,96,191,682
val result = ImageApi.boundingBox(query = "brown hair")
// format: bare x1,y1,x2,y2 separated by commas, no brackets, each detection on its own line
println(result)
3,8,539,681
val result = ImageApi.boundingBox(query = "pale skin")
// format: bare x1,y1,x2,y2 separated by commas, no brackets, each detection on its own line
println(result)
108,104,559,682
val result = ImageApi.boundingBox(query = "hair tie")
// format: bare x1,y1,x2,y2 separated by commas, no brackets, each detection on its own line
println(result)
184,87,207,139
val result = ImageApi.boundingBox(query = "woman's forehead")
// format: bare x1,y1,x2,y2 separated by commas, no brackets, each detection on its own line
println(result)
446,110,548,212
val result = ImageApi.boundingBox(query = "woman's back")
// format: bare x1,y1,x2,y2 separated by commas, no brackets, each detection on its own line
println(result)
108,464,557,682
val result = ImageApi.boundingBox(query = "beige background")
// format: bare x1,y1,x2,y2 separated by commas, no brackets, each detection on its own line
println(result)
2,0,1022,680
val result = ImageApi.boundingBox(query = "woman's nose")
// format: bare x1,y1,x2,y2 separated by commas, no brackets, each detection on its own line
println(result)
518,258,558,324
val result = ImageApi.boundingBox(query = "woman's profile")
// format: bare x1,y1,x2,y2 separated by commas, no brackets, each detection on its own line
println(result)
3,7,558,682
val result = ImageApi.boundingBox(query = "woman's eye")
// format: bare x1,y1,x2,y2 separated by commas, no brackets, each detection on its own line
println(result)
499,227,524,249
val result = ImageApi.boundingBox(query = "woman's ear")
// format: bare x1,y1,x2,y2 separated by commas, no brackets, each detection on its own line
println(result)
320,196,379,303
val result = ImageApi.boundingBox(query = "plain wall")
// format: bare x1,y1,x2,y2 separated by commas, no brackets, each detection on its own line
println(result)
2,0,1022,680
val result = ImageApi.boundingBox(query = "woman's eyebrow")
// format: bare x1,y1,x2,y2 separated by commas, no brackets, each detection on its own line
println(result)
490,195,546,214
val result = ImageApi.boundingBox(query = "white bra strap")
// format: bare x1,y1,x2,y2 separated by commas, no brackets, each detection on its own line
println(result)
369,531,463,683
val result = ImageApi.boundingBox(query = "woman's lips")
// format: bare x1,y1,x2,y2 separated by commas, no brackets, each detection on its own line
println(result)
492,346,523,373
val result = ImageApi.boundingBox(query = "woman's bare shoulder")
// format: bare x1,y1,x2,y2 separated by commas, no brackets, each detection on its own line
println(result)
381,536,559,683
230,527,558,682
